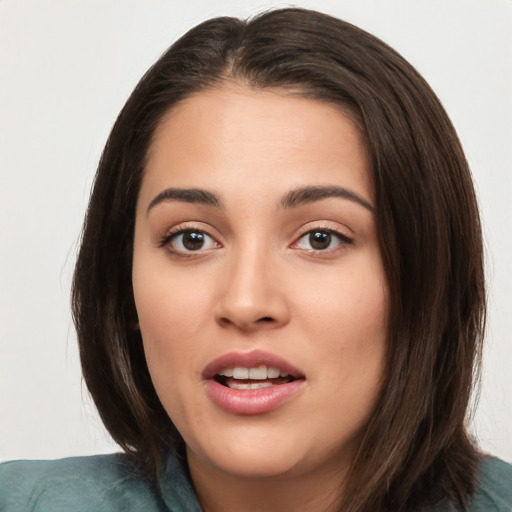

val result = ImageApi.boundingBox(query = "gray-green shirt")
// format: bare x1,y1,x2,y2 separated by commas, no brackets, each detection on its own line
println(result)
0,454,510,511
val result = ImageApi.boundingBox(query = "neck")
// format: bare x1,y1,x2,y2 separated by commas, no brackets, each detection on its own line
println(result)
187,451,347,512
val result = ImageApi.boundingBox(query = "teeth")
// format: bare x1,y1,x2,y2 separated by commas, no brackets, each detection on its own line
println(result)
218,366,290,380
267,367,280,378
249,366,267,379
227,381,274,390
232,367,249,379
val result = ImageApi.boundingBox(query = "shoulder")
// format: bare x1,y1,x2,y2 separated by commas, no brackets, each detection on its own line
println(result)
467,456,512,511
0,454,165,512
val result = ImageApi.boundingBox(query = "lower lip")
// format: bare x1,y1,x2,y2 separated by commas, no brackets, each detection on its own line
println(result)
204,379,305,415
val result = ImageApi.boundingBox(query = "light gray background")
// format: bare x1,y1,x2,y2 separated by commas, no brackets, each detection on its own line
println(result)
1,0,511,462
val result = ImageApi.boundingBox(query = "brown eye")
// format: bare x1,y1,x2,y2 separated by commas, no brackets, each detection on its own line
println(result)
309,231,331,250
295,229,353,252
166,229,218,253
181,231,206,250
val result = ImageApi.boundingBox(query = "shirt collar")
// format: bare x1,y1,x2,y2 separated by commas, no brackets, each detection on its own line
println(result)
158,453,203,512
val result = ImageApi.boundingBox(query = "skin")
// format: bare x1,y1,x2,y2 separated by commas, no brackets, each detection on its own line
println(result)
132,84,389,512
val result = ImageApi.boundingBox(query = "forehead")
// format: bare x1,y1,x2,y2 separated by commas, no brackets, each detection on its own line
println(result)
141,84,373,206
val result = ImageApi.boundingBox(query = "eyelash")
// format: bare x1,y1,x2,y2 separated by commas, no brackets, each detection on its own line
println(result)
158,225,219,255
293,227,353,253
158,225,353,256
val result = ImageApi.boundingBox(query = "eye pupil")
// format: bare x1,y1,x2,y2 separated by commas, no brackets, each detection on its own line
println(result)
309,231,331,250
182,231,205,250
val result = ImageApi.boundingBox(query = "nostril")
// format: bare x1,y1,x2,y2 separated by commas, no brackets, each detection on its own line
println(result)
259,316,274,323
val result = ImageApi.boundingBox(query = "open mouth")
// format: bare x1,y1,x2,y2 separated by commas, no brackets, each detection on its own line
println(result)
203,352,306,414
214,365,297,390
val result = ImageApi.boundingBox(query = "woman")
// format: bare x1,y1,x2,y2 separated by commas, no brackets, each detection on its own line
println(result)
1,7,510,512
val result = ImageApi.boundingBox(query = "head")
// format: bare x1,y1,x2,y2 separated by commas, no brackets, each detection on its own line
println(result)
73,8,485,511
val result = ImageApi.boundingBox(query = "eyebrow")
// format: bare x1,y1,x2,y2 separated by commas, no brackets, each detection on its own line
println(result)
280,185,375,212
146,184,375,215
147,187,222,214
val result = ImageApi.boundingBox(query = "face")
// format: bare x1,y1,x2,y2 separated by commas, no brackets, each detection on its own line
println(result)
132,85,388,482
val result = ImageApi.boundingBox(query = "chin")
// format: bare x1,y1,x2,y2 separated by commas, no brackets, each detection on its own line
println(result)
186,425,311,479
200,449,302,479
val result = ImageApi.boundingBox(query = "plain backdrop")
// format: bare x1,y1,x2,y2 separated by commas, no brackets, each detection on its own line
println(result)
0,0,511,463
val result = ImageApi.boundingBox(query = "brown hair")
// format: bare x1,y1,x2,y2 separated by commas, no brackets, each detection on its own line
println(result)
72,8,485,511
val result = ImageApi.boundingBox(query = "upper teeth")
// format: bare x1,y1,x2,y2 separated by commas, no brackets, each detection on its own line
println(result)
218,366,289,380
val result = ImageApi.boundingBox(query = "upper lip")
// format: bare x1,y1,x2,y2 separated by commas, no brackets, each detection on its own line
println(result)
202,350,305,380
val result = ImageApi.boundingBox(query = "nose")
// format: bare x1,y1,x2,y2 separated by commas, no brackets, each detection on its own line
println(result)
213,247,290,332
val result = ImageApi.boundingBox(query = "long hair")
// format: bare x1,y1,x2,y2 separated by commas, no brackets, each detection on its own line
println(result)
72,8,485,511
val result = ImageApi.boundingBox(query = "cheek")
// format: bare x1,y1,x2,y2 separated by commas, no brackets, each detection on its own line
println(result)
294,254,388,396
132,261,184,373
133,277,200,425
132,259,218,417
296,255,388,341
133,259,211,346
